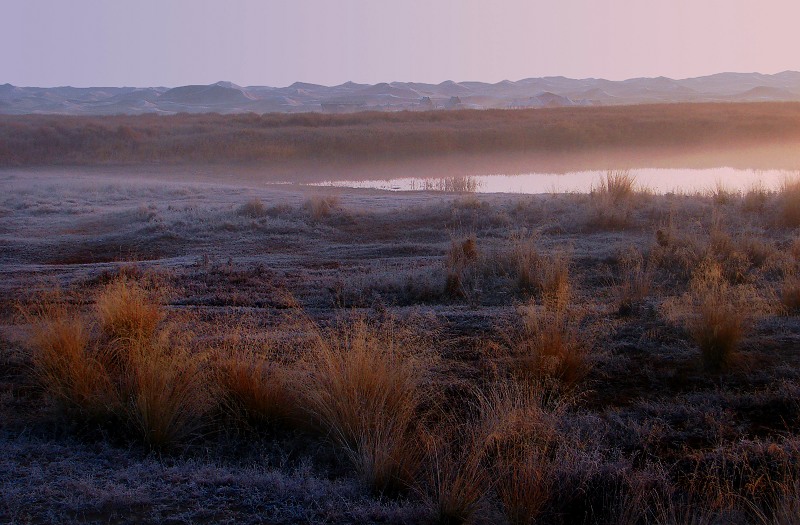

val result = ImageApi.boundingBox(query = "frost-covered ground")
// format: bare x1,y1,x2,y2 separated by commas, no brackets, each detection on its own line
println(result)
3,167,800,524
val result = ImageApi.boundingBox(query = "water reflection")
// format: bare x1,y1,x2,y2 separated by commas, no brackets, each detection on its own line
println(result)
309,168,800,195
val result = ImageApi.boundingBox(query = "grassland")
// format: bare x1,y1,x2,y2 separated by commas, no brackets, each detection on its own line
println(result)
2,167,800,523
3,102,800,168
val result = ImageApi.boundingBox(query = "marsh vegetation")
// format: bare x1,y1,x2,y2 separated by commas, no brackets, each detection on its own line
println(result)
3,165,800,523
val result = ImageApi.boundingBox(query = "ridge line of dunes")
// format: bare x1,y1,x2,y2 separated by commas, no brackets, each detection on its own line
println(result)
2,102,800,167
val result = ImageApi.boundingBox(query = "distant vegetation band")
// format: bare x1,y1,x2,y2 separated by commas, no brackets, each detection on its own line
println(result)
2,102,800,167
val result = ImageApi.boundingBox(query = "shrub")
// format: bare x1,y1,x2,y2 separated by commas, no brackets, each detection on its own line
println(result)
302,316,434,493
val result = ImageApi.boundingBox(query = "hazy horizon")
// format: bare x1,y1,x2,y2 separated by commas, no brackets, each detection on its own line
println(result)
2,0,800,88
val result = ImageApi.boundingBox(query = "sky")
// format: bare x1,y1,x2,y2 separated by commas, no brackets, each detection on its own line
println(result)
2,0,799,87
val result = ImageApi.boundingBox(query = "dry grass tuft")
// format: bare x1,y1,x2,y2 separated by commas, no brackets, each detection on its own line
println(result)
616,247,653,316
445,235,479,298
422,426,492,525
596,170,637,203
538,251,571,311
95,277,162,340
504,299,589,389
685,264,746,371
304,195,340,221
126,329,209,449
26,277,209,449
508,230,540,292
213,334,296,427
709,180,738,205
742,181,770,213
25,301,117,419
237,197,268,218
589,170,638,229
780,275,800,314
778,176,800,227
302,315,435,493
479,382,565,525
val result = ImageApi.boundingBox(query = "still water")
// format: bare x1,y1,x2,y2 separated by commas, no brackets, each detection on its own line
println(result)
309,168,799,195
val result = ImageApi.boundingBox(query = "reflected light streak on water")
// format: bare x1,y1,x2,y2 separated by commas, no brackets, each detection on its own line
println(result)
307,168,800,194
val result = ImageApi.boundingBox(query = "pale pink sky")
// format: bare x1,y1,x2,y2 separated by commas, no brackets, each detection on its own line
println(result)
2,0,799,87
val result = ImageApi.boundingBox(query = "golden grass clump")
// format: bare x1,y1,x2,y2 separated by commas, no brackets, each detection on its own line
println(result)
213,334,295,427
26,301,117,419
303,194,339,221
237,197,268,218
595,170,637,204
685,264,746,371
589,170,638,230
504,298,589,389
126,329,209,449
302,315,434,493
26,276,208,449
445,235,479,298
779,176,800,227
423,431,492,525
479,382,565,525
95,276,162,340
508,230,540,292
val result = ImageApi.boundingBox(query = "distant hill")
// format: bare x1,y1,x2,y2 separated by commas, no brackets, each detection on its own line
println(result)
2,72,800,115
